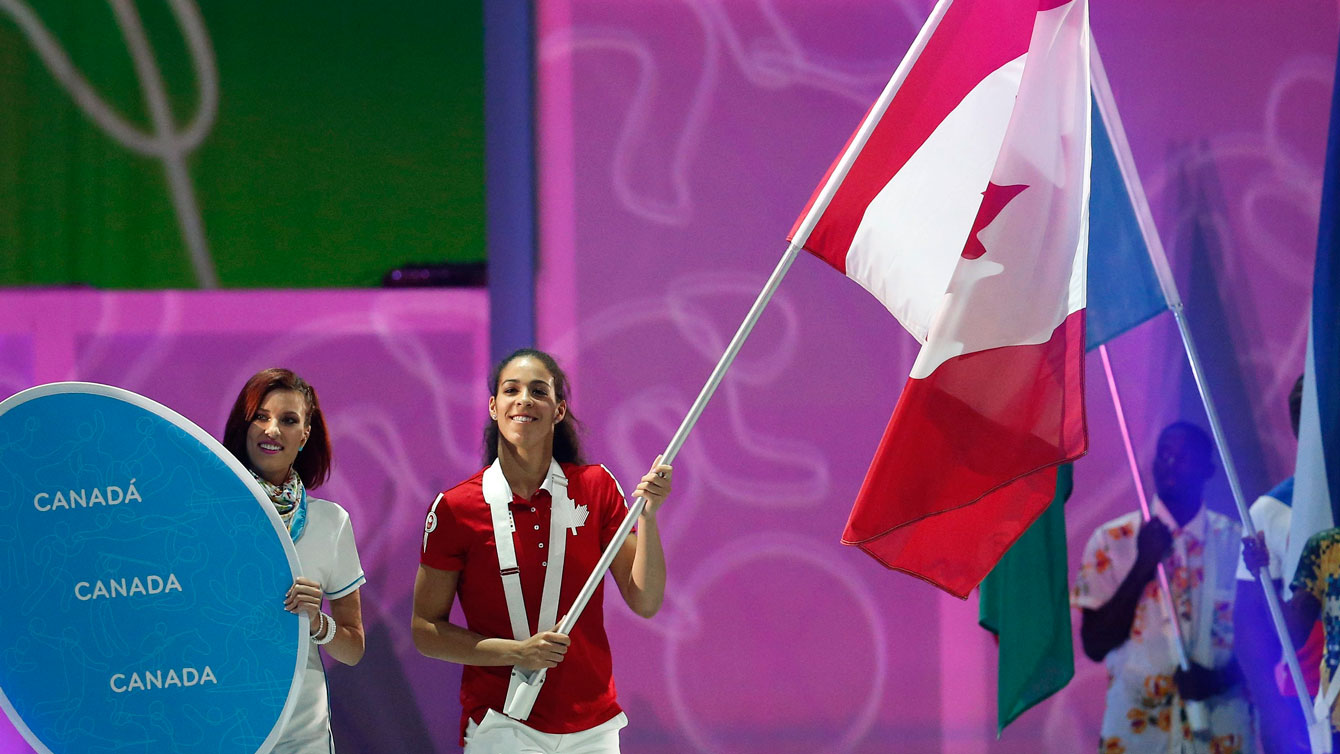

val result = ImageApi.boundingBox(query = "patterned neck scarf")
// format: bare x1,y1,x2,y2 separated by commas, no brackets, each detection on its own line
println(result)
251,468,308,542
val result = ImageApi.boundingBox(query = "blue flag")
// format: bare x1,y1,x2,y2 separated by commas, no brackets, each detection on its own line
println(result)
1284,40,1340,584
1085,96,1167,350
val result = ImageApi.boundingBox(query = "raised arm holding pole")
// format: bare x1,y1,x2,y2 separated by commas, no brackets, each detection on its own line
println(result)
501,0,958,719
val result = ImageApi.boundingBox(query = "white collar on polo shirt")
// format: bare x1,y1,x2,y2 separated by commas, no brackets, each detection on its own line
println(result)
483,457,568,507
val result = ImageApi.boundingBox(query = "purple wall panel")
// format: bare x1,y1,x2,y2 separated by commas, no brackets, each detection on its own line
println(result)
537,1,1340,752
0,290,488,753
1,1,1338,751
0,336,32,403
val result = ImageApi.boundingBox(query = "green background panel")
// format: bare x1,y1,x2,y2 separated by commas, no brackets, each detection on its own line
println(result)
0,1,485,288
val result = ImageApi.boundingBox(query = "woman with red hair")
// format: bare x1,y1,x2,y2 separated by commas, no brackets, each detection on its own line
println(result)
222,367,366,753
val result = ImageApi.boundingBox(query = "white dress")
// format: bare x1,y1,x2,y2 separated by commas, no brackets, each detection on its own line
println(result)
272,497,365,754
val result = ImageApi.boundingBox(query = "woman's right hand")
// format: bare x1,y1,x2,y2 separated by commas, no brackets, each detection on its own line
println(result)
512,629,570,670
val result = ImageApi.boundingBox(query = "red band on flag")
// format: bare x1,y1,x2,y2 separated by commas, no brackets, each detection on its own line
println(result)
842,310,1087,598
962,183,1029,259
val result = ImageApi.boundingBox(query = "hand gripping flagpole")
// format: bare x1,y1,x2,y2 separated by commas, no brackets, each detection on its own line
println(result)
502,0,959,720
1092,39,1317,740
1171,301,1322,739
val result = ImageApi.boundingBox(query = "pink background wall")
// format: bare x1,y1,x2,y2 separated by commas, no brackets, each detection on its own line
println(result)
0,290,490,753
1,1,1338,751
534,1,1339,751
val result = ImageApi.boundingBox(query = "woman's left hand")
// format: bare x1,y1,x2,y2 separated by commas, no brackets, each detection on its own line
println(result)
285,577,324,627
634,458,672,517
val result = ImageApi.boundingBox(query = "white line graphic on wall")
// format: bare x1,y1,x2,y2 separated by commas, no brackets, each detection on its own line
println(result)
0,0,221,288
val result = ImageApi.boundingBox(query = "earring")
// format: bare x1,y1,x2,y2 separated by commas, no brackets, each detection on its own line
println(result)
299,445,305,452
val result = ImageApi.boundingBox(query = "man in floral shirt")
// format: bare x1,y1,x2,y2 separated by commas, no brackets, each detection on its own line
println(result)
1073,422,1252,754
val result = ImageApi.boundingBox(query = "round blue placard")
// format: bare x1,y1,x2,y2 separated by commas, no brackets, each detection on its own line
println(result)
0,383,305,754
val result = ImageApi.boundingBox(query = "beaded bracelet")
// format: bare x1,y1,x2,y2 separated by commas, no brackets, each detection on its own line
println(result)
312,612,337,645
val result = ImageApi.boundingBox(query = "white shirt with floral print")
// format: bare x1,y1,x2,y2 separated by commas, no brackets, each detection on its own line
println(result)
1073,498,1253,754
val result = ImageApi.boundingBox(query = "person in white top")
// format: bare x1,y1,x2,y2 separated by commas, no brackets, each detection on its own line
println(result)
222,367,367,754
1235,376,1311,754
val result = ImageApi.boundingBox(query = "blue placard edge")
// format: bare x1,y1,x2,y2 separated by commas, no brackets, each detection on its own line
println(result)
0,381,309,754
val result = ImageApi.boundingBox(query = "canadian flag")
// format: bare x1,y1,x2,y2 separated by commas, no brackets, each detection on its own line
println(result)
791,0,1091,598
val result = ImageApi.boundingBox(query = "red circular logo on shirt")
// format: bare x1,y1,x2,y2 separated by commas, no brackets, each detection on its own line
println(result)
424,511,437,534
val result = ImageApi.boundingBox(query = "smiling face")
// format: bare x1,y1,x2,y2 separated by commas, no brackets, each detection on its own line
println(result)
246,389,312,486
489,355,567,457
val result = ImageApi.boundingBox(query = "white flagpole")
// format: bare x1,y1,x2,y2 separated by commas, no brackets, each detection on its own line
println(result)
1091,38,1317,736
502,0,960,721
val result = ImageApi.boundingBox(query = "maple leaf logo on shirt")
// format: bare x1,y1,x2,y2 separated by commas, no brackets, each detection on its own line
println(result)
567,504,589,535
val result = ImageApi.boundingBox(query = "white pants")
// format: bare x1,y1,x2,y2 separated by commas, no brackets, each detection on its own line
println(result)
463,709,627,754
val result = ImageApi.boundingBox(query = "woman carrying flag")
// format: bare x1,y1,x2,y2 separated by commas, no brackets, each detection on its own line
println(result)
412,348,671,753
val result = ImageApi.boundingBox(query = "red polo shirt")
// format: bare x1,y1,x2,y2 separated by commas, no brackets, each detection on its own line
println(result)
421,462,629,744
